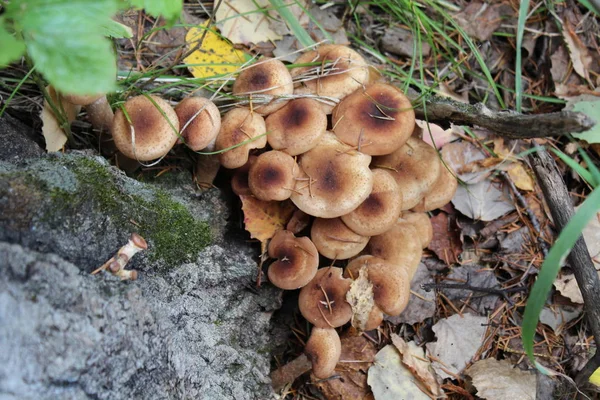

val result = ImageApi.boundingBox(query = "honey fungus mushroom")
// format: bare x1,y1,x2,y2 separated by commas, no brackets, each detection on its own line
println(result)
412,164,458,212
290,132,373,218
341,168,403,236
248,150,297,201
265,98,327,156
299,267,353,328
232,57,293,115
291,44,369,106
112,95,179,161
175,97,221,151
267,230,319,290
373,136,442,210
311,217,369,260
231,155,257,196
305,328,342,379
332,83,415,156
215,108,267,169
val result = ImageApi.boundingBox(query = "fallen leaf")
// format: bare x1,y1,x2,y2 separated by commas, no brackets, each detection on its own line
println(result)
41,86,80,152
454,1,507,41
184,22,250,79
507,164,534,191
466,359,536,400
391,334,442,398
388,263,436,325
426,313,488,379
316,333,377,400
443,264,500,314
570,99,600,144
417,120,458,149
550,45,571,84
554,273,584,304
367,345,431,400
428,212,462,265
346,265,376,331
539,305,582,334
441,141,491,184
215,0,281,45
452,179,516,221
240,195,295,243
562,18,593,83
438,82,469,103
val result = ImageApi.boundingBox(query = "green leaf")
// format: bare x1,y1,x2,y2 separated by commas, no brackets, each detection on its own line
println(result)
522,186,600,370
128,0,183,23
0,24,26,66
9,0,120,94
101,18,133,38
571,99,600,144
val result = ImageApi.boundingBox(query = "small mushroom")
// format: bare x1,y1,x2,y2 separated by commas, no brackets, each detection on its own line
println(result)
291,44,369,112
267,230,319,290
341,168,403,236
345,255,410,316
311,217,369,260
373,136,442,210
398,211,433,248
248,150,298,201
412,164,458,212
112,95,179,161
215,108,267,169
332,83,415,156
233,57,293,115
175,97,221,151
290,132,373,218
64,92,114,134
305,327,342,379
365,220,422,280
298,267,353,328
265,98,327,156
286,208,311,234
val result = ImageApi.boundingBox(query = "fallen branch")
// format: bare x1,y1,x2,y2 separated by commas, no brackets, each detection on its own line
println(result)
528,146,600,389
408,93,595,138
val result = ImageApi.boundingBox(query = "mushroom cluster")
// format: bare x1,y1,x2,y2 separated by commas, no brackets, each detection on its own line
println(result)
219,45,458,382
106,44,458,382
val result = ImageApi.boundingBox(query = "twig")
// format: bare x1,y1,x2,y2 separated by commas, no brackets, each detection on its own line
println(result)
408,93,595,138
528,145,600,388
421,282,527,303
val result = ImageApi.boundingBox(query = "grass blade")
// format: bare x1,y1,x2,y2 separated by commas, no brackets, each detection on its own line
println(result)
269,0,315,47
515,0,530,112
522,186,600,370
551,147,596,187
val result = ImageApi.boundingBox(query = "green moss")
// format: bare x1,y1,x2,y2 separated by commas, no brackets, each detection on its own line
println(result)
40,156,211,268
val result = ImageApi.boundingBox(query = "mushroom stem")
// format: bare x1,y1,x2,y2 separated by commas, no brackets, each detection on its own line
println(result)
270,354,312,391
92,233,147,278
86,96,114,133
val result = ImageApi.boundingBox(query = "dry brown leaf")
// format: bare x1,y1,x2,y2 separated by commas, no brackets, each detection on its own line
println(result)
41,86,80,152
391,334,443,398
507,164,534,191
562,18,593,83
466,359,536,400
453,1,507,42
316,333,377,400
215,0,282,45
426,313,488,380
240,195,295,243
346,266,375,331
428,212,462,265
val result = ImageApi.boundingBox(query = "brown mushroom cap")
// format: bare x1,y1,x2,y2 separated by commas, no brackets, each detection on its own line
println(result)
175,97,221,151
265,98,327,156
290,132,373,218
299,267,353,328
332,83,415,156
112,95,179,161
345,255,411,316
311,217,370,260
305,327,342,379
412,164,458,212
365,221,422,279
372,137,442,210
231,155,257,196
286,208,311,234
232,57,293,115
341,168,403,236
248,150,297,201
291,44,369,102
267,230,319,290
215,108,267,169
399,211,433,248
63,93,105,106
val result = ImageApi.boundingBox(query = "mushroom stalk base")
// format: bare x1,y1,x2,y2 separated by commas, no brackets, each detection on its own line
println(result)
270,354,311,392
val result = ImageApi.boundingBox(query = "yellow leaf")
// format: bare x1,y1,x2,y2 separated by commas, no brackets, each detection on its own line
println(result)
183,22,249,79
508,163,534,191
590,366,600,387
240,195,295,243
